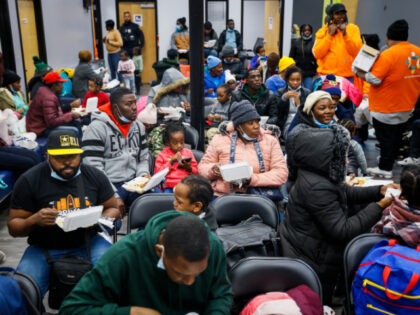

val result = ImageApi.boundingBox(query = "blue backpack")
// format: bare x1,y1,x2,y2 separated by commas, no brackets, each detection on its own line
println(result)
353,239,420,315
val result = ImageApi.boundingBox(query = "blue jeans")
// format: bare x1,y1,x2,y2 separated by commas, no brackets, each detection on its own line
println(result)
123,76,136,94
204,48,218,57
302,76,313,91
17,235,111,297
108,51,121,80
42,121,82,138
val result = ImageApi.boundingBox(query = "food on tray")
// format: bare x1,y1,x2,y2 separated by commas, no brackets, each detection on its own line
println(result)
124,177,149,192
345,177,366,186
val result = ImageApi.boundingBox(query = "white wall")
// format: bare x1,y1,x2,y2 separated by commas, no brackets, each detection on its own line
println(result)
41,0,93,69
100,0,117,70
7,0,26,95
242,1,265,50
282,0,293,56
157,0,189,60
228,0,241,31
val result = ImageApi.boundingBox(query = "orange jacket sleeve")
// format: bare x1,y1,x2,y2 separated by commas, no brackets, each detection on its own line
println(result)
343,24,362,57
313,26,333,60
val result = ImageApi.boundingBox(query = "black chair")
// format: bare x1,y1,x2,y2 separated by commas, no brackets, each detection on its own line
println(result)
212,194,279,230
184,124,199,150
343,233,389,315
0,267,43,313
127,193,175,233
229,257,323,314
192,149,204,164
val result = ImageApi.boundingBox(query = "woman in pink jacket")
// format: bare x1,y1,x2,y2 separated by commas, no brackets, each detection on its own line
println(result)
199,100,288,196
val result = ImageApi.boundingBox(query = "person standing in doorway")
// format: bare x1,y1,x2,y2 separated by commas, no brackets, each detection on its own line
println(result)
119,11,145,58
103,20,123,81
218,19,242,55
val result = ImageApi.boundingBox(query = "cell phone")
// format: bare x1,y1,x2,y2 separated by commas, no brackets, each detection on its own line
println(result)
181,157,192,163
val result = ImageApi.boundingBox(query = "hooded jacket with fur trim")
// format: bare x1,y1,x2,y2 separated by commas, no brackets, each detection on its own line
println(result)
82,103,149,184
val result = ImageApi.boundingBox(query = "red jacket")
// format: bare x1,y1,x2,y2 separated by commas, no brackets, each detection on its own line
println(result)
26,86,73,136
154,146,198,188
82,91,110,108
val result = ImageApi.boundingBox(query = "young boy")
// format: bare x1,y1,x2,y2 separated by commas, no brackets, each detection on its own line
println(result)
132,46,143,95
82,77,110,108
173,174,217,231
207,83,232,142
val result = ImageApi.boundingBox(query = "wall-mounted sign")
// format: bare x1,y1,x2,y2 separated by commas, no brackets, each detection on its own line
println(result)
134,14,143,27
140,3,155,9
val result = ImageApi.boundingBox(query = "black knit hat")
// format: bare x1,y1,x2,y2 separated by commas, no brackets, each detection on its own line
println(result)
2,69,20,86
230,100,260,128
387,19,409,41
177,17,187,27
330,3,347,15
221,45,235,57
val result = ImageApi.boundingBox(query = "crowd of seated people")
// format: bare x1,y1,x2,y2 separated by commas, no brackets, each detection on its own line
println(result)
1,3,420,314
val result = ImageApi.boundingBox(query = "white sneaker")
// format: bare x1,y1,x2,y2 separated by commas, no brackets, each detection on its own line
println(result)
367,166,393,179
0,250,6,264
398,157,420,166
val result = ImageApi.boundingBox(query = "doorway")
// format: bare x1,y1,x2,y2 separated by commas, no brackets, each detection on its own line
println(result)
118,1,157,83
0,0,16,71
16,0,46,84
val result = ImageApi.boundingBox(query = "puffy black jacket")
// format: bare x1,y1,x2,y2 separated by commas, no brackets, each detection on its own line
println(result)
222,60,244,80
280,127,384,276
289,38,317,77
230,84,279,125
276,86,311,132
119,22,145,53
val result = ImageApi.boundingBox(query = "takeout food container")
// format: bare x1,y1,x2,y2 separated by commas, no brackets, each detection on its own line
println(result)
220,162,253,182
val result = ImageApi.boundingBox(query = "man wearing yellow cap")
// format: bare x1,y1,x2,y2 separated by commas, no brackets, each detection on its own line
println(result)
7,129,121,299
265,56,296,93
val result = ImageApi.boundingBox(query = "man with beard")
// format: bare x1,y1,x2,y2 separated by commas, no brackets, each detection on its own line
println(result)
119,11,145,58
7,130,120,298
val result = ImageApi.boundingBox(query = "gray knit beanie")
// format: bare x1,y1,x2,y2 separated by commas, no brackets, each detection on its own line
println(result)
230,100,261,128
221,45,235,57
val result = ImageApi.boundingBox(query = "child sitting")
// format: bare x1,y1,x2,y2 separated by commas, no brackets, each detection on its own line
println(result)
339,119,368,176
132,46,143,95
371,165,420,248
207,83,232,143
118,50,136,94
250,45,267,69
154,122,198,193
82,77,110,108
173,174,217,231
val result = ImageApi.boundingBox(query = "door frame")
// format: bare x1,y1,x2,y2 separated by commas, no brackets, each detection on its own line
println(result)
115,0,159,60
205,0,229,26
15,0,47,85
0,0,16,71
93,0,104,59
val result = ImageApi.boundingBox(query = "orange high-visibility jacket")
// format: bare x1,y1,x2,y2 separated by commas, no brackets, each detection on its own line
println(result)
313,23,362,78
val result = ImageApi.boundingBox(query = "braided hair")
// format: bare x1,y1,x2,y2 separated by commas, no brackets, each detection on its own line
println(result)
400,165,420,208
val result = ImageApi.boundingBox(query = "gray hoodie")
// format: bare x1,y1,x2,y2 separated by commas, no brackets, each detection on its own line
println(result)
147,68,190,108
82,110,149,184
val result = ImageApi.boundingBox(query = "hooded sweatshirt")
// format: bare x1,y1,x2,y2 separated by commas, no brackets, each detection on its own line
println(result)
59,211,232,315
82,103,149,183
147,68,190,108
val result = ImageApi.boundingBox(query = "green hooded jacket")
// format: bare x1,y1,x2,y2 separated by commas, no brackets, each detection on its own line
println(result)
59,211,232,315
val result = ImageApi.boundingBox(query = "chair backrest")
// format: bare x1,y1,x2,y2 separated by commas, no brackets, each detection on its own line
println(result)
184,124,199,150
0,267,43,313
191,149,204,164
128,193,175,233
212,194,279,230
343,233,389,315
230,257,323,307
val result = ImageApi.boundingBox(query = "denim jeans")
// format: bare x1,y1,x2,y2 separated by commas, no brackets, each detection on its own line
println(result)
302,76,313,91
42,120,82,139
123,76,136,94
204,48,218,57
17,234,111,296
108,51,121,80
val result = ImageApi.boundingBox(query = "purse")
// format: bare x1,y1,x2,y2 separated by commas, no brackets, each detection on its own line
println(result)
41,174,93,309
230,132,283,202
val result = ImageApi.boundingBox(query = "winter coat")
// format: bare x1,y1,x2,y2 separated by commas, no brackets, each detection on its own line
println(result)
26,86,73,136
280,126,384,277
204,29,219,51
198,127,288,196
289,37,317,78
170,30,190,51
222,60,244,80
276,86,311,132
152,59,180,83
313,23,362,78
119,21,145,52
82,103,149,184
219,29,242,51
147,68,190,108
230,84,279,125
72,62,104,99
154,146,198,188
0,88,27,114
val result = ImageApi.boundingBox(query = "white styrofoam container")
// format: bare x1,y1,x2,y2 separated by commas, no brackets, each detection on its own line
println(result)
220,161,253,182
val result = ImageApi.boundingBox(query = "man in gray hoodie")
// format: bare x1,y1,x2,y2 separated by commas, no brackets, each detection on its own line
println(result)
82,87,149,208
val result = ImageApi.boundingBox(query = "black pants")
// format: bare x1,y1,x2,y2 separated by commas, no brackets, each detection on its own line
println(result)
134,70,142,95
373,118,408,171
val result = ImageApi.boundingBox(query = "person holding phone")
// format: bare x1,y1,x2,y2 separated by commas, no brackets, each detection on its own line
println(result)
313,3,362,82
154,122,198,193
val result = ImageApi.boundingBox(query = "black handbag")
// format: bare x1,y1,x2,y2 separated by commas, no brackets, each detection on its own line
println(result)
41,174,93,309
